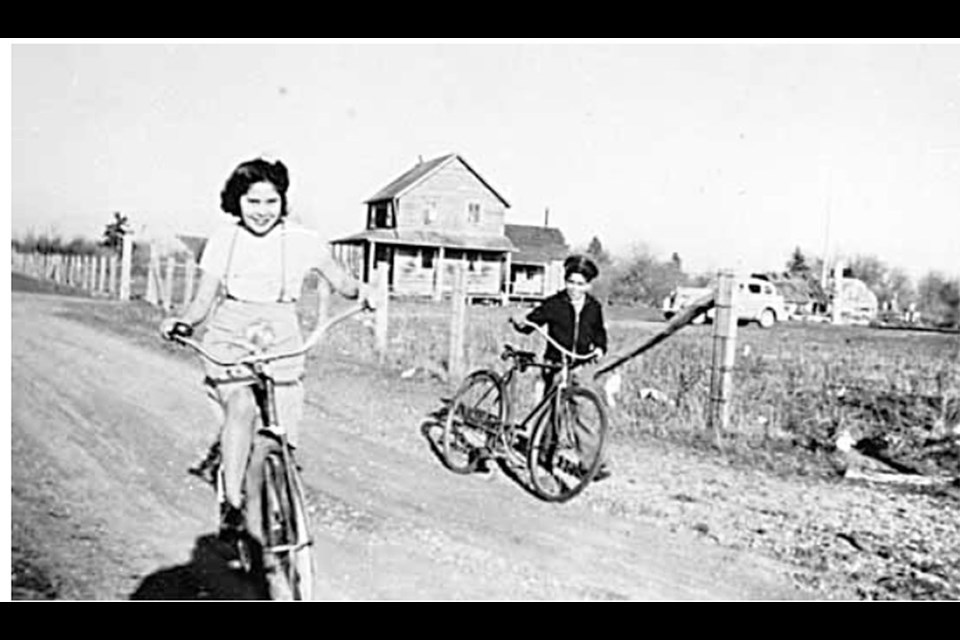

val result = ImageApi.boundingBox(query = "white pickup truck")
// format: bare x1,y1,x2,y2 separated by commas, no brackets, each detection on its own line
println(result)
662,276,787,328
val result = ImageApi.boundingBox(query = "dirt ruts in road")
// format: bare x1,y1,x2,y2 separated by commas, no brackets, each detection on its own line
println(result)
11,291,811,600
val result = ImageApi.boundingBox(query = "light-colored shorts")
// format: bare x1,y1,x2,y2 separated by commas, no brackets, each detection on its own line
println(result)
201,298,306,445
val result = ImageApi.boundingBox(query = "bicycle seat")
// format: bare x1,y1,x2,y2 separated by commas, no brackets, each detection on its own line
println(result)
502,345,537,367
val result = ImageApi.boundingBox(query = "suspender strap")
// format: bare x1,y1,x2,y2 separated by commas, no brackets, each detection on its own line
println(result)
222,220,292,303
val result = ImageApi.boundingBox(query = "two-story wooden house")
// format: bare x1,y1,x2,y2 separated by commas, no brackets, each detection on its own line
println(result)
331,153,517,300
331,153,573,303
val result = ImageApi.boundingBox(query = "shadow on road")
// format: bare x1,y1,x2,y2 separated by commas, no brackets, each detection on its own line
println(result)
418,402,545,502
129,533,269,600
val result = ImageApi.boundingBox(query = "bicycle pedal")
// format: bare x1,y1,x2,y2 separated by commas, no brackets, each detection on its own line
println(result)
226,557,246,571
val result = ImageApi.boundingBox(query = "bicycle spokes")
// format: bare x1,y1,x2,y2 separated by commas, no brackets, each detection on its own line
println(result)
442,371,504,474
527,387,608,503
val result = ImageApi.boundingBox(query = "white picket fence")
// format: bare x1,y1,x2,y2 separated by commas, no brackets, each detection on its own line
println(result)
11,234,197,310
12,244,129,299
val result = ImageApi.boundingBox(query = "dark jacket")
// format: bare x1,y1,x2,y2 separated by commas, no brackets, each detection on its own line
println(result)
520,290,608,363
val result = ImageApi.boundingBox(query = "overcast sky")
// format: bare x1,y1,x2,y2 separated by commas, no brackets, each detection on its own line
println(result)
8,40,960,280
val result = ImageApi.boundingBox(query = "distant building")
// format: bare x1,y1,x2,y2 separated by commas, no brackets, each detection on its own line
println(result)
330,153,572,303
758,272,828,317
330,153,514,301
832,276,879,325
504,223,569,302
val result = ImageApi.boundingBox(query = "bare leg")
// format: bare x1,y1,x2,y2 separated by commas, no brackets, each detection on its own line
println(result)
221,386,259,510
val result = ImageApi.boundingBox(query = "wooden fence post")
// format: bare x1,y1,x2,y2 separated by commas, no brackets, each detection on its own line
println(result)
448,263,467,382
375,262,389,364
183,257,196,308
88,255,96,292
107,253,116,294
119,234,133,301
163,255,176,311
95,255,104,293
707,270,738,446
145,245,159,305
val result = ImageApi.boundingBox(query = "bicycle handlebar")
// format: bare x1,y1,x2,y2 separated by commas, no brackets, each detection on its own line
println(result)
173,302,369,367
510,318,601,364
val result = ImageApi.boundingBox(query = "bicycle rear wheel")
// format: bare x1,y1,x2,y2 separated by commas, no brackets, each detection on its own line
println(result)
261,448,314,600
441,370,504,474
527,386,608,503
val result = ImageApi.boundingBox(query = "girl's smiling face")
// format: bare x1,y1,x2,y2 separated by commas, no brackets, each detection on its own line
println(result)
239,181,283,235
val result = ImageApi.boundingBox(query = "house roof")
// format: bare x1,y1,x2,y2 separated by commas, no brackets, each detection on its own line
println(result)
759,272,826,304
365,154,511,208
332,228,516,252
504,224,569,264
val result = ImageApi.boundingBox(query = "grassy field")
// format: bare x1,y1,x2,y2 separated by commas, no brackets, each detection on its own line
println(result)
16,271,959,477
339,297,960,476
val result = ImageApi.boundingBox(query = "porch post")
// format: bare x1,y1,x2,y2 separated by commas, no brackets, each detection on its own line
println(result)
367,240,376,285
502,250,512,305
434,246,446,302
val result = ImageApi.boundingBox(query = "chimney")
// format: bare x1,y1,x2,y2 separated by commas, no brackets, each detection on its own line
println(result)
544,207,550,227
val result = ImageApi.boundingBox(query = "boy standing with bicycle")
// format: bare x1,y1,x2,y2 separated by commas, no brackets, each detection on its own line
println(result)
512,254,612,481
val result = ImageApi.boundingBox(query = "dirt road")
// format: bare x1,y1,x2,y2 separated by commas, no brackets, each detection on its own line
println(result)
11,291,815,600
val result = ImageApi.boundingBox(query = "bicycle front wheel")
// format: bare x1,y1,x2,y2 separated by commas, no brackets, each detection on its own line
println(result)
261,448,314,600
527,386,608,503
441,369,504,474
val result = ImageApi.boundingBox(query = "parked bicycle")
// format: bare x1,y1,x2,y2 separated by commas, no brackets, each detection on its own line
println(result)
168,302,368,600
441,318,609,503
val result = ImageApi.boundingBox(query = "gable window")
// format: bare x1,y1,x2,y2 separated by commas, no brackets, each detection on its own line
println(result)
369,202,395,229
423,201,438,225
466,201,481,225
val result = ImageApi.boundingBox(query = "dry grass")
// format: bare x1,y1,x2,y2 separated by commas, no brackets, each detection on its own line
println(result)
358,300,960,477
21,268,959,478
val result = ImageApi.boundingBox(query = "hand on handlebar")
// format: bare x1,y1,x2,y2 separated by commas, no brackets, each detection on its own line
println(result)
159,317,194,341
509,316,531,332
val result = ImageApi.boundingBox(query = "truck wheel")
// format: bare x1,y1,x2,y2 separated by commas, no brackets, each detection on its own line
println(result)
758,309,776,328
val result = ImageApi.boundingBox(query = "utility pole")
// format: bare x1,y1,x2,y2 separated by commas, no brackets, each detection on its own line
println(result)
820,171,832,292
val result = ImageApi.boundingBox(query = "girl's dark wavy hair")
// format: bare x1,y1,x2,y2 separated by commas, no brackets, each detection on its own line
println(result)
563,254,600,282
220,157,290,218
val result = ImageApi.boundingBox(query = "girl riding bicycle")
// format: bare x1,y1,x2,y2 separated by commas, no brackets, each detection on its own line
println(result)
512,254,611,481
160,156,372,539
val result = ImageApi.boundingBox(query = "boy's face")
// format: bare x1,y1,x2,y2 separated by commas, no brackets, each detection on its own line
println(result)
565,273,590,302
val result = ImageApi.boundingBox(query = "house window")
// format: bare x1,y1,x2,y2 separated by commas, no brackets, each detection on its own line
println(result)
370,202,394,229
466,201,481,225
422,250,434,269
423,201,438,225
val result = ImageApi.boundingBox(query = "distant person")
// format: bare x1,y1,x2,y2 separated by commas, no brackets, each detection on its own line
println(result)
159,156,372,539
511,254,611,481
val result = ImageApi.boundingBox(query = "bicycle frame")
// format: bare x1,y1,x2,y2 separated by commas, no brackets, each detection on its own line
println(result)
171,302,368,595
503,319,600,435
174,301,366,490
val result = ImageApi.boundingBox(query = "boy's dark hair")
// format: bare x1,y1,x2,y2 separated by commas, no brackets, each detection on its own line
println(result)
564,254,599,282
220,157,290,218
